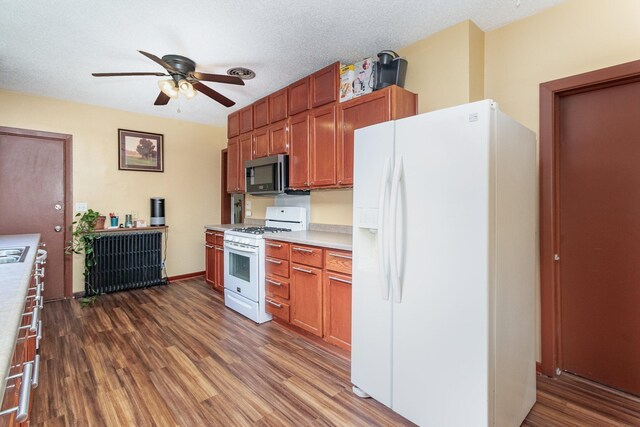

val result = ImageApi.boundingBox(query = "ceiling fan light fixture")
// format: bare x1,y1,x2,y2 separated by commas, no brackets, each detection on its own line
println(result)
158,79,178,98
178,79,197,99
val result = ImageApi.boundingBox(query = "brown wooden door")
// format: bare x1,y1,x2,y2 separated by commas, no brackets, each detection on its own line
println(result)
291,264,323,336
269,120,288,155
214,246,224,292
559,80,640,395
309,104,337,187
288,77,310,116
238,133,253,192
0,128,71,300
253,97,269,129
323,272,352,351
205,243,216,287
226,138,239,193
269,88,288,123
288,112,310,188
238,105,253,134
311,62,338,108
253,128,269,158
338,90,391,186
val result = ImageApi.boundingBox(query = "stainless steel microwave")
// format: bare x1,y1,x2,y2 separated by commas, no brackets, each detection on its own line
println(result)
245,154,288,195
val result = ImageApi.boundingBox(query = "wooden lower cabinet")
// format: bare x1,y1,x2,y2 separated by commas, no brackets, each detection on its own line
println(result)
205,231,224,292
291,264,323,337
323,272,352,351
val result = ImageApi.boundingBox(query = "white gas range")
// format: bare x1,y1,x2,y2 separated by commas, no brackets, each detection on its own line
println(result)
223,206,307,323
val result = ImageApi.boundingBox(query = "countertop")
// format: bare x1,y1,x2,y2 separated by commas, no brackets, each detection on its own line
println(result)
204,224,352,251
263,230,352,251
0,234,40,401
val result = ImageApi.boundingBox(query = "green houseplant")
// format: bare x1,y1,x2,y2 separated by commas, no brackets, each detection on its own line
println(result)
65,209,102,306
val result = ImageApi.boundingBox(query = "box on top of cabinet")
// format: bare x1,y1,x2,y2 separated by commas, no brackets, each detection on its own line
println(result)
353,57,375,98
339,63,354,103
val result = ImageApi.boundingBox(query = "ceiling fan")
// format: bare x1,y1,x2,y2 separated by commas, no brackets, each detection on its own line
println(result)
92,50,245,107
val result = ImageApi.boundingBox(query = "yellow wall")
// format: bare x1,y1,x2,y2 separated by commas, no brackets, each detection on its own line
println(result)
0,90,227,292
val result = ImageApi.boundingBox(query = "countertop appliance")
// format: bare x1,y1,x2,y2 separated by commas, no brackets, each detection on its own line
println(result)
374,50,407,90
245,154,288,195
351,100,537,426
223,206,307,323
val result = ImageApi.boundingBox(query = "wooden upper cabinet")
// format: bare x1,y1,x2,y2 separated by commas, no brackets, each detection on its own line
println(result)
253,97,270,129
311,62,339,108
238,133,253,192
269,120,289,155
228,112,239,138
269,88,288,123
253,127,269,158
288,112,310,189
226,138,239,193
288,77,310,116
338,86,417,186
239,105,253,134
309,104,337,187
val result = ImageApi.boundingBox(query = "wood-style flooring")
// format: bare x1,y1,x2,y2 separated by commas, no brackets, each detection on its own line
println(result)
30,278,640,426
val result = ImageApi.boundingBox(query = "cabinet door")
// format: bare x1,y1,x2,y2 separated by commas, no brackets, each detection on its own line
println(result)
227,112,239,138
239,105,253,134
253,127,269,158
205,243,216,287
309,104,337,187
215,246,225,292
269,88,288,123
226,138,239,193
239,133,253,192
311,62,338,108
291,264,323,336
323,272,352,350
289,77,310,116
269,120,289,155
288,112,310,188
338,90,391,186
254,97,270,128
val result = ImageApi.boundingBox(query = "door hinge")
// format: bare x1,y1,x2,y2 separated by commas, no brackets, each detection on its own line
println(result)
554,254,560,261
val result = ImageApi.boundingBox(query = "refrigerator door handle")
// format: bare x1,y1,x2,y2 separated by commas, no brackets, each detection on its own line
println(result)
389,156,403,303
377,157,392,300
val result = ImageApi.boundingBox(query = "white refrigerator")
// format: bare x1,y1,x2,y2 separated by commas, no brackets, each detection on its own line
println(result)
351,100,537,427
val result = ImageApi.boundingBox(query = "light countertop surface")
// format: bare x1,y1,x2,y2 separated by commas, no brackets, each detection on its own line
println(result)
205,224,352,251
0,234,40,402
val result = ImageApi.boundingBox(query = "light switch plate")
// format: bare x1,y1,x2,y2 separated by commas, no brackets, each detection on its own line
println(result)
245,200,252,210
246,210,252,217
75,202,88,212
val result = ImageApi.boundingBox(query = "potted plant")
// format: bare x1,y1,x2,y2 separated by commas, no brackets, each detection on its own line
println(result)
65,209,102,306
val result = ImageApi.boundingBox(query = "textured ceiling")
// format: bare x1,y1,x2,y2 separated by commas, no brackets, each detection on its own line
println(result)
0,0,564,127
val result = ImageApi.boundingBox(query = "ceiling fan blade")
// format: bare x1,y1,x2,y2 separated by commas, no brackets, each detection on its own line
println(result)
192,72,245,86
154,92,171,106
138,50,179,73
92,72,167,77
193,82,235,107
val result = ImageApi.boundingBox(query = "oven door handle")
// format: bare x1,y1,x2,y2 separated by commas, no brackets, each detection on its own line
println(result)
224,243,258,254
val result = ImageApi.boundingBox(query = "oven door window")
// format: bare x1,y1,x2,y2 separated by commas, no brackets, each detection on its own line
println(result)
229,252,251,282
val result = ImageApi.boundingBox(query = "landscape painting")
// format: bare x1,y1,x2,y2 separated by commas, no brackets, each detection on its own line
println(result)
118,129,164,172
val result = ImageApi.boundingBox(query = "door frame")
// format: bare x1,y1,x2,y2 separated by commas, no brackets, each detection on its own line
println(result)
539,59,640,377
0,126,73,298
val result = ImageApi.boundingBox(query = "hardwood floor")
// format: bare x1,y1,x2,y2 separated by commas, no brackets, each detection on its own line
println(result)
31,278,414,426
30,278,640,426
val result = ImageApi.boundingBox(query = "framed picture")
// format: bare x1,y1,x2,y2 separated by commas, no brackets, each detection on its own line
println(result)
118,129,164,172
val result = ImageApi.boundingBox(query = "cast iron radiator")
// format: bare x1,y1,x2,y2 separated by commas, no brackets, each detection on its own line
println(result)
85,230,167,295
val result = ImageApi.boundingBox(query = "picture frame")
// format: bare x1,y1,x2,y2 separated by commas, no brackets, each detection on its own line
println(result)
118,129,164,172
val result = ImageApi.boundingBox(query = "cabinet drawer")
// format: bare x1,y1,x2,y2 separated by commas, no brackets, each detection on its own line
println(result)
265,240,290,260
291,244,323,268
205,231,216,244
266,297,290,322
266,257,289,278
215,233,224,246
266,275,290,300
324,250,352,274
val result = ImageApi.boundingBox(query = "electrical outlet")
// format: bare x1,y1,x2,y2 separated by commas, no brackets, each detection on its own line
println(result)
246,210,252,217
75,202,88,212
